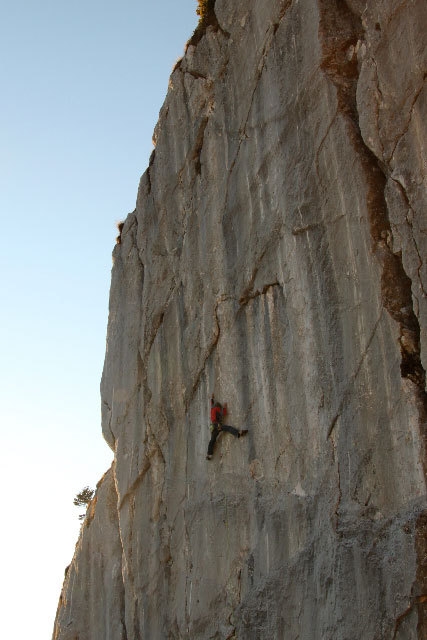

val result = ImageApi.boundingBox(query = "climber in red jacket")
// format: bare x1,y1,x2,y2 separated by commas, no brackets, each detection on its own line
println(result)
206,394,248,459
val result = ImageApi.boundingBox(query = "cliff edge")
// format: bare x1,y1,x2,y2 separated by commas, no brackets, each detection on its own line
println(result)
53,1,427,638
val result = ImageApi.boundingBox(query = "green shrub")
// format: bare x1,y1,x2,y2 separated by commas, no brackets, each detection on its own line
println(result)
74,486,94,521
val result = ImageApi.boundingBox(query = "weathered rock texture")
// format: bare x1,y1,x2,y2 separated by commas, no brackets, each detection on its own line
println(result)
53,1,427,638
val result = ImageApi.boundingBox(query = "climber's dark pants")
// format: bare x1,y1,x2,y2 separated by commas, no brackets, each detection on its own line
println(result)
207,423,240,456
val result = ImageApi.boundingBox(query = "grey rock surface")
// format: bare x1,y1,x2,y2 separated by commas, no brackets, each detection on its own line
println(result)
53,469,125,640
53,1,427,638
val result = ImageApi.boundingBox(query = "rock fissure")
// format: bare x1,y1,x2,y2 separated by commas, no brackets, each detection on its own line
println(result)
391,176,427,300
120,589,129,640
184,512,192,635
193,116,209,176
102,398,115,444
239,281,281,307
169,70,215,187
327,310,383,439
393,595,427,640
128,211,145,288
184,69,208,81
240,2,291,140
143,279,178,362
320,0,427,412
238,227,284,305
388,73,427,164
335,457,343,535
384,0,414,32
414,511,427,636
110,372,144,445
371,57,386,158
274,448,287,472
118,456,151,510
185,294,233,409
222,2,292,216
291,214,345,237
314,106,339,188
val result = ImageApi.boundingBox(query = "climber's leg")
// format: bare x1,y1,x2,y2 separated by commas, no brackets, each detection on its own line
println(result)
222,425,240,438
222,425,248,438
207,425,220,458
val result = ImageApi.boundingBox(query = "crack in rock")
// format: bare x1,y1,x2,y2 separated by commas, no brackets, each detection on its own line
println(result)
239,281,281,307
393,594,427,639
327,311,383,439
238,226,284,305
388,72,427,164
222,1,293,217
320,0,427,404
390,176,427,300
185,294,233,409
291,214,345,237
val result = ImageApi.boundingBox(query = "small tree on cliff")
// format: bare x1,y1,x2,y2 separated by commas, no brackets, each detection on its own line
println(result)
196,0,216,27
188,0,218,48
73,486,94,521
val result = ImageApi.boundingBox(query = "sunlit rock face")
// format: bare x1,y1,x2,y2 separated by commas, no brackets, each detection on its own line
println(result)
53,1,427,638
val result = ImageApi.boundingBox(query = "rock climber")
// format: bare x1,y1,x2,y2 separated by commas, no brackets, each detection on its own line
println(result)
206,394,248,460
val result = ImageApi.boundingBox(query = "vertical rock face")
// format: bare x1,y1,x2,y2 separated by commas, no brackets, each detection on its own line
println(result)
53,1,427,638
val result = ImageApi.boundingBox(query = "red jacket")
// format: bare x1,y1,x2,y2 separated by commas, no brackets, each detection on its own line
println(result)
210,399,227,423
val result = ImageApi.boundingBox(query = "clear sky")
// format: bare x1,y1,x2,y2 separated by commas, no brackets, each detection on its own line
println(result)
0,1,197,637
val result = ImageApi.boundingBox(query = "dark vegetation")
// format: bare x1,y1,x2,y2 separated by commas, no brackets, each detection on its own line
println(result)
196,0,215,25
187,0,218,48
74,486,95,521
116,221,124,244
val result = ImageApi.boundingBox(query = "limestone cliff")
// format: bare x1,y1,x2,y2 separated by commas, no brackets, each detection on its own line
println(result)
53,1,427,638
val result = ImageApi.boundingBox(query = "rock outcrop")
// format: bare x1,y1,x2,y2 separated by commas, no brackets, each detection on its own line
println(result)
53,1,427,638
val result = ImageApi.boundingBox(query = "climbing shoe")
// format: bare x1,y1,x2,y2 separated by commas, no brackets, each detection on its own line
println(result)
206,455,212,460
239,429,248,437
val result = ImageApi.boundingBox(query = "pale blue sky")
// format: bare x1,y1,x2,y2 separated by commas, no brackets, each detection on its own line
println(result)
0,1,197,637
